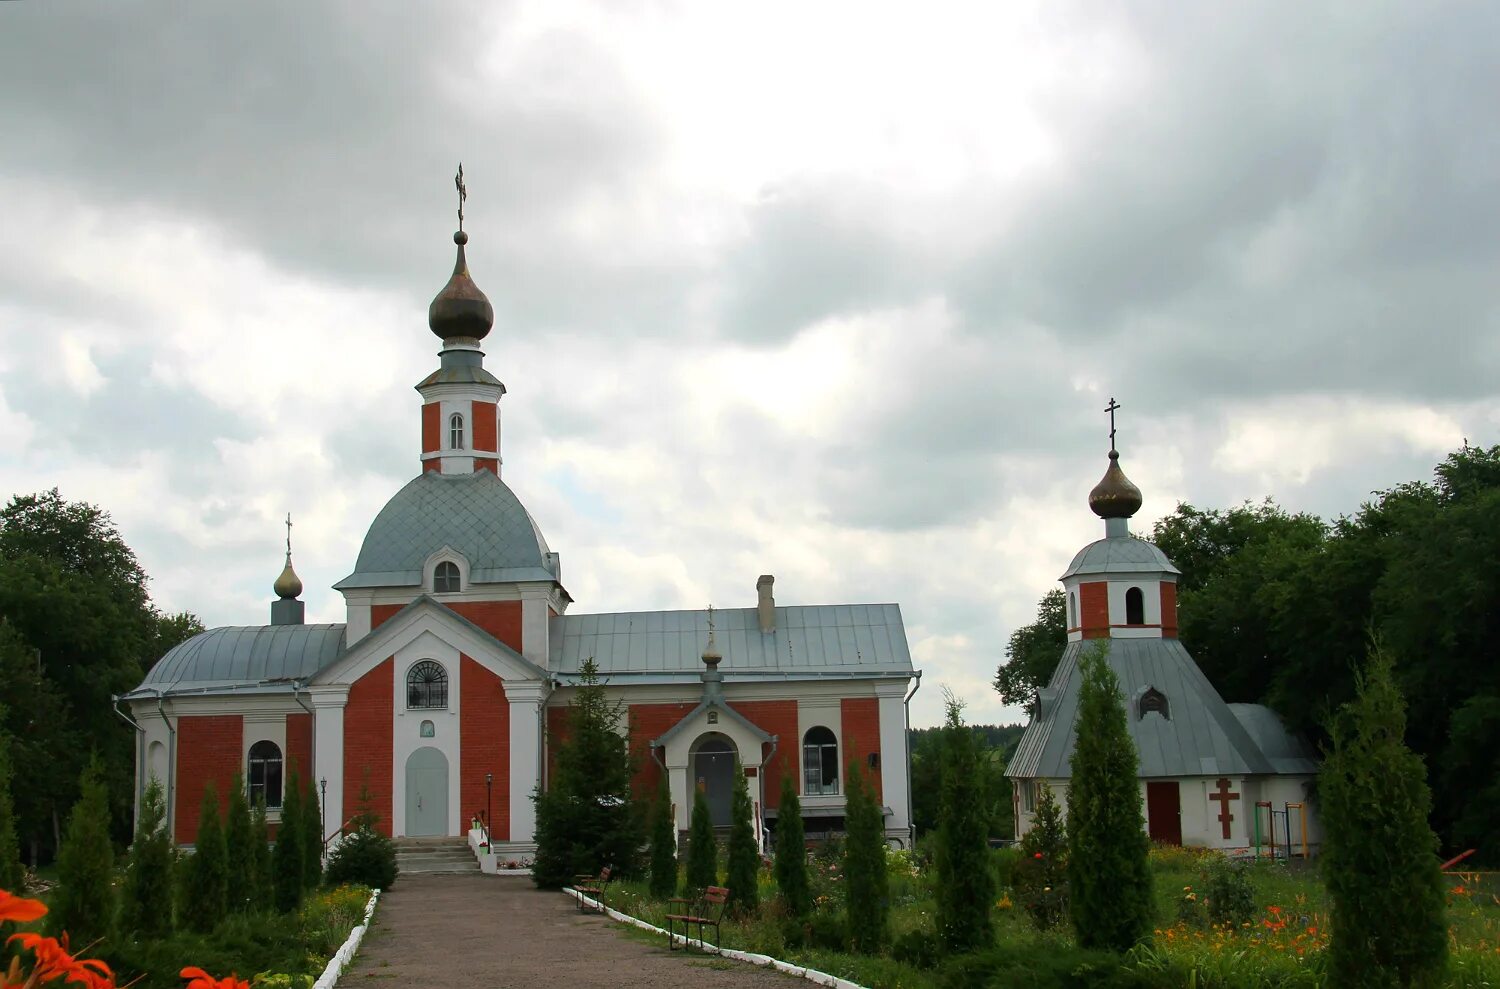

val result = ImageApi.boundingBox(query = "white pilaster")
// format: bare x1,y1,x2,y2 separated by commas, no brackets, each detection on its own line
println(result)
521,597,549,669
507,681,549,845
875,680,912,842
310,687,349,847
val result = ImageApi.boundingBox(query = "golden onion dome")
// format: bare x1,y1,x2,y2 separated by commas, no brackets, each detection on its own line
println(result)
1088,450,1143,520
274,557,304,600
428,231,494,341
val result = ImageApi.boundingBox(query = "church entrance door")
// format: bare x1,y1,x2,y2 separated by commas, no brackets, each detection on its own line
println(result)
405,746,449,836
693,736,737,826
1146,781,1182,845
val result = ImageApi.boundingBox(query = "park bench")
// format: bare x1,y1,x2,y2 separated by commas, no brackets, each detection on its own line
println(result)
573,865,613,912
665,886,729,951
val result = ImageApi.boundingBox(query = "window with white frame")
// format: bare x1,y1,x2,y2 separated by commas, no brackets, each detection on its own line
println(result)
802,726,839,795
433,560,460,593
449,413,465,449
406,660,449,709
248,740,283,809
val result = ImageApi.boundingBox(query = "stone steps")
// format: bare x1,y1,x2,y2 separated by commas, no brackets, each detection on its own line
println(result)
394,837,480,874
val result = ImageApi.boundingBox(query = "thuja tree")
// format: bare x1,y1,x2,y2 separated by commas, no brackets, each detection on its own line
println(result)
647,777,677,899
179,781,228,933
0,720,22,891
248,798,273,910
120,777,174,940
50,758,116,946
684,788,716,893
531,659,643,888
934,692,994,952
273,776,304,912
224,773,253,913
1016,781,1067,930
843,760,888,954
725,762,759,915
1322,644,1447,987
773,774,811,919
1066,644,1152,952
299,777,323,890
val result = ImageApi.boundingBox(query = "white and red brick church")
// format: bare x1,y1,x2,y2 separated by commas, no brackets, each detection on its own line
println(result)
120,203,919,859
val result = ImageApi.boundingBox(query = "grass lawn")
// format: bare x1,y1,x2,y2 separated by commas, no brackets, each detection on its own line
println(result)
594,847,1500,989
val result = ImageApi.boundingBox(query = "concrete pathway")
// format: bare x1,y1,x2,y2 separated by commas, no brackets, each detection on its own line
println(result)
339,873,798,989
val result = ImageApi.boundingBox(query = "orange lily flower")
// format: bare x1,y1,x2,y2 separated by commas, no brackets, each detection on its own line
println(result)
0,891,47,925
180,967,251,989
7,931,113,989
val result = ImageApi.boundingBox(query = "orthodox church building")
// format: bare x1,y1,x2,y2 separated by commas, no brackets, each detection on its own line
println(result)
120,204,919,858
1007,432,1320,855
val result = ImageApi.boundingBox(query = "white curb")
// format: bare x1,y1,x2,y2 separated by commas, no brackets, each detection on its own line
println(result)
312,888,382,989
564,888,866,989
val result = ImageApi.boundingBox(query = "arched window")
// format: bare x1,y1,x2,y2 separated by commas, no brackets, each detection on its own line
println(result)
406,660,449,709
1139,687,1169,720
1067,592,1077,628
803,726,839,795
1125,586,1145,625
433,560,460,593
449,413,464,450
248,740,283,809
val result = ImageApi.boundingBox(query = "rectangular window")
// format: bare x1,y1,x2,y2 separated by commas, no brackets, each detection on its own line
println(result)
803,741,840,795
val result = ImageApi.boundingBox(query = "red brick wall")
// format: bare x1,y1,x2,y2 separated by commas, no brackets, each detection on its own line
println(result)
447,601,523,652
471,401,497,452
370,603,402,630
286,712,313,782
840,698,883,802
421,402,440,453
626,702,697,798
736,700,800,809
1079,581,1109,639
1160,582,1178,638
345,659,394,836
460,655,511,839
473,458,499,475
175,714,243,843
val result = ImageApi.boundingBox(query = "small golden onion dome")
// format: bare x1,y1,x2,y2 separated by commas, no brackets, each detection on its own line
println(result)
428,231,494,341
274,557,303,599
1089,450,1143,520
702,635,723,668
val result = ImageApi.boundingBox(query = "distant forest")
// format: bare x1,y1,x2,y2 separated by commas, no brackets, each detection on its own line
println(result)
908,723,1025,840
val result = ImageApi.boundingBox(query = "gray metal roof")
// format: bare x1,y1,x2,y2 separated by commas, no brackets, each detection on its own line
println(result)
1229,703,1319,774
335,471,558,589
1060,536,1181,580
550,604,914,679
127,624,346,698
1007,637,1283,780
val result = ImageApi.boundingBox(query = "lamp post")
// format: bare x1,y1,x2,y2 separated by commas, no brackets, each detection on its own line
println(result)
319,777,328,861
485,772,493,839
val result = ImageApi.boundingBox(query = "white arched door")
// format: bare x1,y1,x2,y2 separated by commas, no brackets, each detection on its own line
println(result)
405,746,449,836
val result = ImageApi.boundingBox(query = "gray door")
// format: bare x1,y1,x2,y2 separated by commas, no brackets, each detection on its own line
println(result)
694,738,736,827
405,747,448,836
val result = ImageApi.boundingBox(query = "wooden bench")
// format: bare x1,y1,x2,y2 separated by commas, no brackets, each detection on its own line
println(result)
665,886,729,951
573,865,613,912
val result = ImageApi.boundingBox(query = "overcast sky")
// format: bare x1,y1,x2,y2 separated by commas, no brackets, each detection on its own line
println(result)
2,1,1496,727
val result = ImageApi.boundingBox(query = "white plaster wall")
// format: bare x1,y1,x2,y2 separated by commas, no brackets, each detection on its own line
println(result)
520,598,549,669
796,698,842,808
390,632,463,837
243,714,288,815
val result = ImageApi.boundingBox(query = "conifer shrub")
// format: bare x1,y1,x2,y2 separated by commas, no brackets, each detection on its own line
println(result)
1066,644,1153,953
684,787,717,893
934,693,994,952
223,773,253,913
180,781,229,934
725,762,759,915
1016,779,1067,930
324,781,397,891
273,777,304,913
647,776,677,900
531,659,643,888
773,774,811,919
121,776,175,940
50,758,116,947
0,722,22,892
843,758,888,954
248,798,273,911
1322,644,1448,987
299,778,323,890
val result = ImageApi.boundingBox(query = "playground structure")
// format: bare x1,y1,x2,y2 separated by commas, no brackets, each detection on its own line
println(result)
1253,800,1312,860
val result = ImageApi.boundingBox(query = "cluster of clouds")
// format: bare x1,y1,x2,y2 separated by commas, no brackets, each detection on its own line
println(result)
2,1,1496,726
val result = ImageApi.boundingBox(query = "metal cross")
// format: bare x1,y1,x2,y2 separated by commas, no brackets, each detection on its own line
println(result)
455,163,467,231
285,512,293,558
1105,397,1121,454
706,603,715,635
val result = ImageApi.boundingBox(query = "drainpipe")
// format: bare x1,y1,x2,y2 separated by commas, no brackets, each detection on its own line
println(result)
903,671,922,849
112,695,147,827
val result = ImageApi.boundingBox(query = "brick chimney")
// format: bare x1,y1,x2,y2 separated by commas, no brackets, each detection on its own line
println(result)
756,574,775,633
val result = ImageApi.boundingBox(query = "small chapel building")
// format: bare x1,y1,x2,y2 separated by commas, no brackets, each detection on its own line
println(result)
1007,436,1320,856
119,209,919,858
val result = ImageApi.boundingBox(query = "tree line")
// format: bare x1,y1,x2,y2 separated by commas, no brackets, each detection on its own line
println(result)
995,442,1500,862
